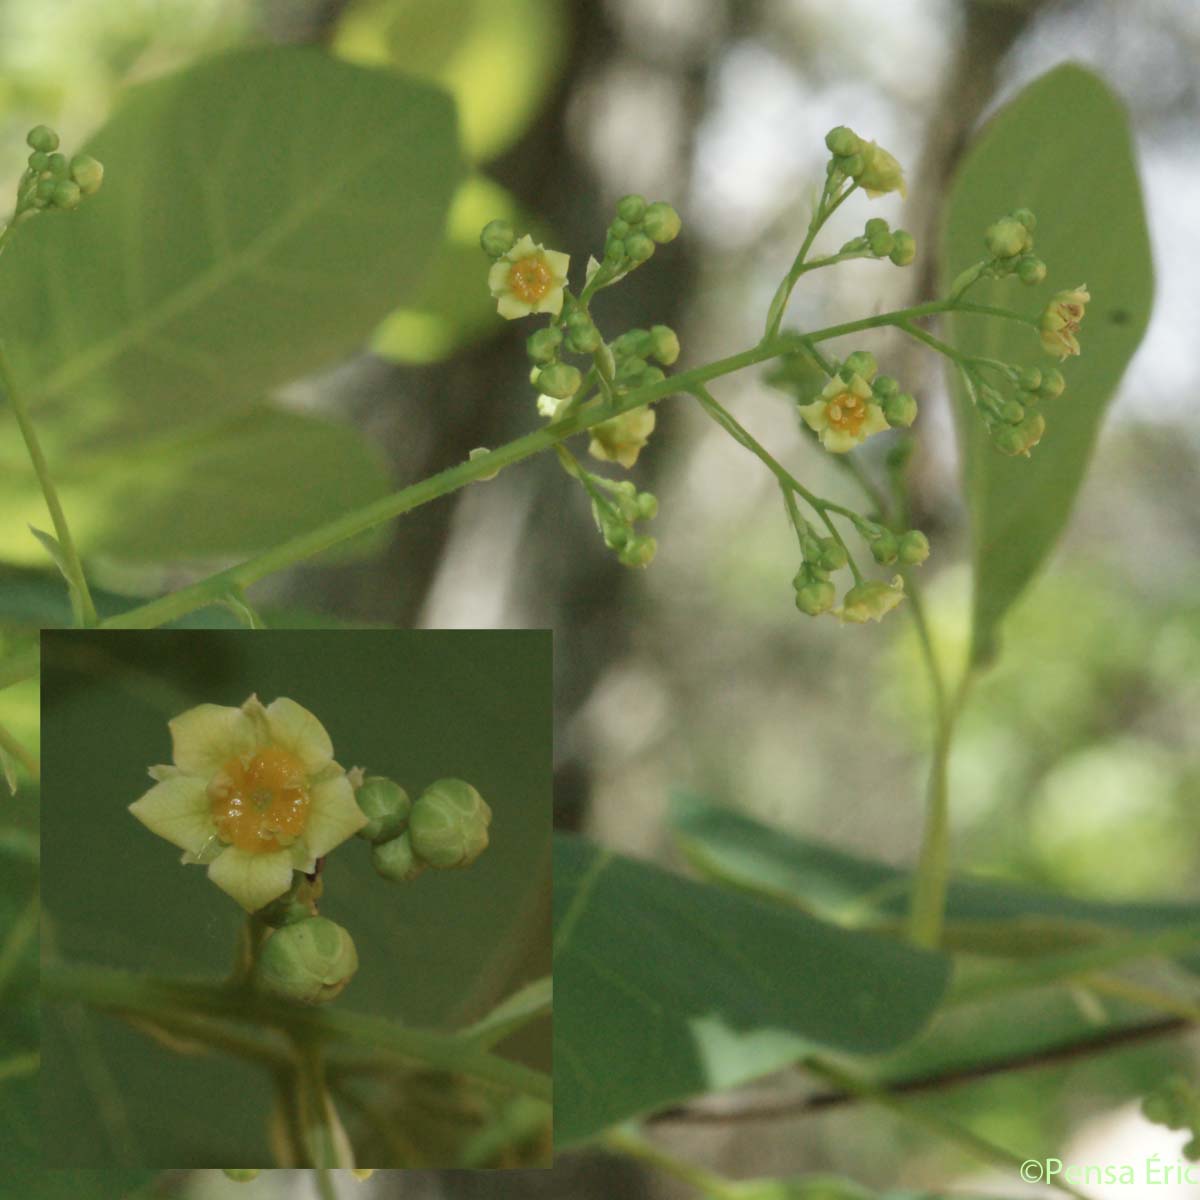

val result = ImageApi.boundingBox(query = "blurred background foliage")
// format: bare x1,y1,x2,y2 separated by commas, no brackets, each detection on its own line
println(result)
1,0,1198,1195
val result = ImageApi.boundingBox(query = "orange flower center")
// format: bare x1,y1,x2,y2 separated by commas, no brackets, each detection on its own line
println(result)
209,745,310,854
826,391,867,434
507,255,553,304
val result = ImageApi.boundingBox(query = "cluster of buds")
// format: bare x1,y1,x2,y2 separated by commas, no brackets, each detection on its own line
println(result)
357,776,492,883
974,363,1061,457
1142,1076,1200,1161
11,125,103,227
601,193,682,273
797,351,916,454
851,517,930,568
843,216,916,267
792,521,919,624
824,126,906,199
983,209,1046,285
590,477,658,568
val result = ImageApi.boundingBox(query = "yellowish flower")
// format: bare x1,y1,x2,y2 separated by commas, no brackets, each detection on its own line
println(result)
857,141,906,199
1038,284,1090,360
588,406,656,468
798,374,890,453
352,1170,374,1180
130,695,366,912
837,575,906,623
487,234,569,320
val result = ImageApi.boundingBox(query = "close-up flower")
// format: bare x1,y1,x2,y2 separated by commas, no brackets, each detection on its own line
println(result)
799,373,891,453
856,139,907,198
1038,283,1090,359
129,695,366,912
836,575,907,623
588,405,657,468
487,233,570,319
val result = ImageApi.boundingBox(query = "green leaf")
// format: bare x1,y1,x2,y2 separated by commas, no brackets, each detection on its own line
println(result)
0,1169,156,1198
552,834,951,1148
941,64,1153,664
670,795,1200,973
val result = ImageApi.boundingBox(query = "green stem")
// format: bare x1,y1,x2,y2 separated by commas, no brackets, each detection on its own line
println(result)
314,1169,338,1200
296,1037,343,1168
604,1127,740,1200
0,344,97,626
41,960,552,1102
0,719,38,782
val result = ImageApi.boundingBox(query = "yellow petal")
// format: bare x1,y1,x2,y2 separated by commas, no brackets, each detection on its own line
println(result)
169,703,258,776
798,400,829,432
821,428,859,453
305,772,368,859
496,293,532,320
487,260,510,296
532,285,565,315
264,697,334,774
507,233,538,259
542,248,570,279
861,403,890,437
129,774,216,857
207,846,295,912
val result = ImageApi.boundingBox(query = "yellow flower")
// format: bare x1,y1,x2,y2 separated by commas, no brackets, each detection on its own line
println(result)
588,406,656,469
837,575,906,623
487,234,569,320
1038,284,1090,360
798,374,890,453
857,141,906,199
130,695,366,912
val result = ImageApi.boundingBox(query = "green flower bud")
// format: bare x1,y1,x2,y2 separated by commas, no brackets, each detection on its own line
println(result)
864,217,889,239
613,329,654,359
355,776,412,844
640,365,666,386
604,235,626,261
526,326,563,364
811,536,847,572
617,193,647,223
27,151,48,171
889,230,916,266
223,1170,261,1182
1018,365,1042,391
616,355,649,383
795,578,836,616
1012,207,1037,231
565,321,602,354
866,222,894,257
409,779,492,869
255,917,358,1006
26,125,58,152
642,202,681,244
869,530,898,565
479,219,516,258
52,180,81,210
841,350,877,382
69,154,104,196
881,390,918,428
35,177,57,203
839,152,865,178
46,152,68,176
872,374,899,399
824,126,861,157
625,232,655,263
371,831,426,883
897,530,930,565
537,362,582,400
609,219,631,240
984,217,1029,259
649,325,680,365
636,491,658,520
1039,367,1065,399
618,535,657,568
1016,255,1046,285
998,398,1025,424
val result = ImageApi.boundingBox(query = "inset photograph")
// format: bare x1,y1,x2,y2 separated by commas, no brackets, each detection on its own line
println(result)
40,629,551,1169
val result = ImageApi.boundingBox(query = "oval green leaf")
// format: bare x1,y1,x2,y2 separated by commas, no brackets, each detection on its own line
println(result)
940,64,1153,664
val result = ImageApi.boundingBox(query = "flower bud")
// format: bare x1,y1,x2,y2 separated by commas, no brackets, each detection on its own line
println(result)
1038,285,1089,360
998,398,1025,425
617,193,647,223
824,126,861,157
27,151,48,171
811,536,848,572
537,362,582,400
52,180,81,210
355,776,412,844
46,152,68,176
881,390,917,428
889,230,916,266
898,530,930,565
565,321,602,353
642,201,681,244
613,328,654,359
984,217,1029,259
795,578,836,616
35,177,57,203
223,1170,261,1182
856,141,906,199
618,535,657,568
609,218,630,239
26,125,58,152
841,350,877,382
869,529,898,565
255,917,358,1006
410,779,492,869
1012,207,1037,231
636,491,659,520
839,152,864,177
371,831,426,883
864,217,893,257
649,325,680,365
69,154,104,196
1016,255,1046,285
1017,366,1042,391
526,326,563,364
625,232,655,263
872,375,899,399
479,219,516,258
838,576,906,623
1039,367,1065,399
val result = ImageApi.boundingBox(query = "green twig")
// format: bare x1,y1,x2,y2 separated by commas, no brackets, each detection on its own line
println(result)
604,1126,741,1199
